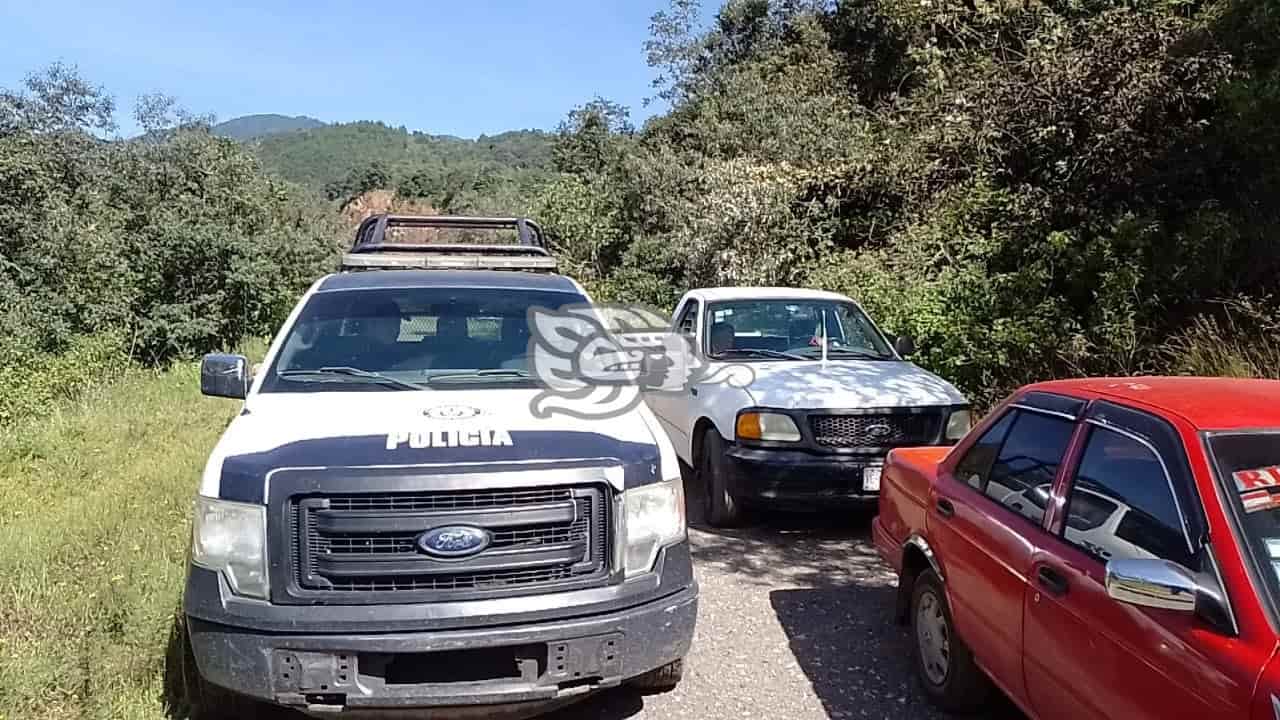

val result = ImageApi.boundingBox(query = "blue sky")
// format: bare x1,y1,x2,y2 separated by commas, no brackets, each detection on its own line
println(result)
0,0,685,137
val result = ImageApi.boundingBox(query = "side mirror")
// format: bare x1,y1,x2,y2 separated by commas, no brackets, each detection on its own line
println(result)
1105,558,1198,612
201,353,250,399
1106,557,1236,633
894,335,916,357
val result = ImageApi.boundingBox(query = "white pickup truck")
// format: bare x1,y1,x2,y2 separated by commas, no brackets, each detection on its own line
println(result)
645,287,971,526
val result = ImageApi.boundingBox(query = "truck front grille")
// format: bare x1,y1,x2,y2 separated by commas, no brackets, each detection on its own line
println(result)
288,485,610,602
809,412,941,448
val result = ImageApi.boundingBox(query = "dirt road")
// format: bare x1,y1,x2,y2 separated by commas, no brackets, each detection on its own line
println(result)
547,477,1025,720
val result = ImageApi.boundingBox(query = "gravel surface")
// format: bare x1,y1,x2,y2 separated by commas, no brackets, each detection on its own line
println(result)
547,473,1027,720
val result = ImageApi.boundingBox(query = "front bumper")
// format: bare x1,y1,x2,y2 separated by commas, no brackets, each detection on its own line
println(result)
725,445,883,508
185,544,696,716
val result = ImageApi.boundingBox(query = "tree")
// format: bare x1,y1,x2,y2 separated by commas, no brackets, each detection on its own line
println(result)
324,161,392,202
539,0,1280,403
646,0,708,103
552,98,634,177
0,62,115,136
133,93,215,135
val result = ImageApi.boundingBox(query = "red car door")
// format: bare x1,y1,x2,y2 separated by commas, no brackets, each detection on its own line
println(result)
1024,401,1254,720
930,393,1080,708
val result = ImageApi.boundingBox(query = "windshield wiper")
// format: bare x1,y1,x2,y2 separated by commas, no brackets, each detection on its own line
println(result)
796,347,892,360
826,348,894,360
713,348,807,360
278,366,425,390
425,369,534,384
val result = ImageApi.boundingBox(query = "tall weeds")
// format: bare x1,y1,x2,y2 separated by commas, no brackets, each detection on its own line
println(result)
1161,298,1280,379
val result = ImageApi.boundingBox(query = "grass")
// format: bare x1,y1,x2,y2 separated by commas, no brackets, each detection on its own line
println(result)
0,361,240,720
1161,297,1280,379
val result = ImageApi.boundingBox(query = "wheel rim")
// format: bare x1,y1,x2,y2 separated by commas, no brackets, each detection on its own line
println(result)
915,589,951,686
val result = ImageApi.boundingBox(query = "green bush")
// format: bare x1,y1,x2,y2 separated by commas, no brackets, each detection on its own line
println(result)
535,0,1280,403
0,333,128,426
0,66,344,423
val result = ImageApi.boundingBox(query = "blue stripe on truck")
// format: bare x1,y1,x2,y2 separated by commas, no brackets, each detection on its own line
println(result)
218,430,661,504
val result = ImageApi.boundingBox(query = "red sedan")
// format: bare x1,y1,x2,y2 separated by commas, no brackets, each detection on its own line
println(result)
874,377,1280,719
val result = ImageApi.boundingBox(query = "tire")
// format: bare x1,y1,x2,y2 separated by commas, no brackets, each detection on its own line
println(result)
909,569,992,713
699,428,742,527
195,682,267,720
627,658,685,693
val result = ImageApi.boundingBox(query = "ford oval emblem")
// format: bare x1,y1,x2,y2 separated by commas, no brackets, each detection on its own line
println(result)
417,526,491,558
866,423,893,439
423,404,483,420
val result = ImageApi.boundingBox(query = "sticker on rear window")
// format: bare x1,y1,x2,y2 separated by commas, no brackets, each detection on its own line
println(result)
1234,466,1280,492
1241,489,1280,514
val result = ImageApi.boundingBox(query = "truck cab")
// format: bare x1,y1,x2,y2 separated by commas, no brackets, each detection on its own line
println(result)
183,216,696,718
875,377,1280,720
645,286,970,526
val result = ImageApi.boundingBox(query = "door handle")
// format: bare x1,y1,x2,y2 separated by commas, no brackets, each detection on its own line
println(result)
935,498,955,518
690,387,698,396
1036,565,1069,597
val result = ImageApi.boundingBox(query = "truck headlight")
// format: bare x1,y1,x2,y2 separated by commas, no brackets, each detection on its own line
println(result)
191,496,269,600
945,409,973,441
736,411,801,442
623,478,686,578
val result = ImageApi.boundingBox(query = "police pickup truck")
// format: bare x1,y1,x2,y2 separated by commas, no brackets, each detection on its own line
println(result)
182,215,696,718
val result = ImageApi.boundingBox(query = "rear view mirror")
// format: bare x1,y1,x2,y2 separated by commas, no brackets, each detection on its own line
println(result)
201,353,250,399
894,335,916,358
1105,558,1197,612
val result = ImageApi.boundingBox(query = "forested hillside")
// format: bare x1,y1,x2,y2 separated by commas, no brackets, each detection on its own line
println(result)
249,121,555,214
536,0,1280,405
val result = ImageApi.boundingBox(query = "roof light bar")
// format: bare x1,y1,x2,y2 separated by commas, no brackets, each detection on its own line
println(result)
341,214,558,273
341,252,558,272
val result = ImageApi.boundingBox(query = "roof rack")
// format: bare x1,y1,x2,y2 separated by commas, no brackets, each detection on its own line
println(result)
341,214,558,273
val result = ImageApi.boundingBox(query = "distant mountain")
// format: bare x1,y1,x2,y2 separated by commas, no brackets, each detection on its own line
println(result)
248,121,555,202
211,114,326,141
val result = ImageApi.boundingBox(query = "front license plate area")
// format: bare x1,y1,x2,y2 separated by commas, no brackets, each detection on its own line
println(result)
862,466,882,492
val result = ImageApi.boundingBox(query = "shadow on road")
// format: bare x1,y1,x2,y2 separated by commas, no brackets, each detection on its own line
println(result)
768,582,1026,720
770,586,931,718
540,686,645,720
680,460,895,588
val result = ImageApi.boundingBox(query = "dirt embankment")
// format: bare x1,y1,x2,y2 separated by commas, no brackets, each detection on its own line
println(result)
340,189,438,226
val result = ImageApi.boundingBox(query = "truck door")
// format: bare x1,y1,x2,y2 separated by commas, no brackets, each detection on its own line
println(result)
1024,401,1253,720
645,297,701,463
930,396,1079,708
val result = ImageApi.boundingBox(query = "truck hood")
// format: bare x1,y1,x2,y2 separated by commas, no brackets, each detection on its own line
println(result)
200,389,663,502
740,360,966,409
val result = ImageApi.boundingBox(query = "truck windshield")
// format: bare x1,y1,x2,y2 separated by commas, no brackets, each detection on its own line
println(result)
260,287,587,392
704,299,894,360
1208,431,1280,608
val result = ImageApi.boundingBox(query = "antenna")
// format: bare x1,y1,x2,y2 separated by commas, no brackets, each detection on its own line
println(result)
820,309,829,365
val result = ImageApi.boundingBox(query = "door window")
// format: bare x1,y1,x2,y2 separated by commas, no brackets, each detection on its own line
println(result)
1061,427,1193,568
981,411,1076,525
955,410,1017,490
953,407,1077,526
675,301,699,337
